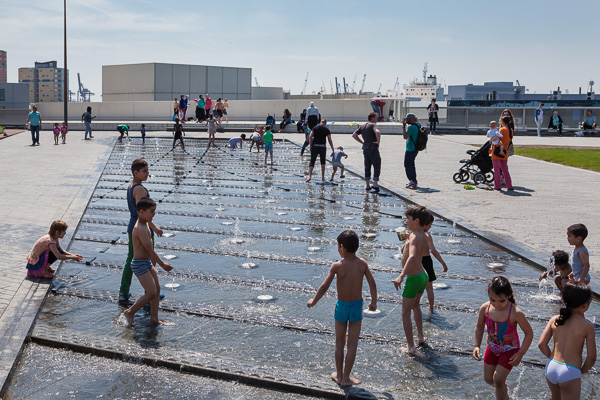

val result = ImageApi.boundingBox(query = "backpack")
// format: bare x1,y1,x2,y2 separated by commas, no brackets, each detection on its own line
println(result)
409,123,428,151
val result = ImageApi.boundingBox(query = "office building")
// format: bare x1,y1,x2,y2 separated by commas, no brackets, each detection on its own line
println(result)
102,63,252,101
18,61,67,103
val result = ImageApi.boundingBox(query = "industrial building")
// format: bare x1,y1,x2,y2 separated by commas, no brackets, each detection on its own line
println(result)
102,63,252,102
18,61,67,103
0,51,6,83
0,83,29,109
447,82,525,101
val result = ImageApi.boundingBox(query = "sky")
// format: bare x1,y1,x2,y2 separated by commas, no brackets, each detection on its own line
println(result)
2,0,599,99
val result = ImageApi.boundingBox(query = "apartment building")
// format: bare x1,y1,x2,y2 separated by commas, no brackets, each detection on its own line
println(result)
18,61,67,103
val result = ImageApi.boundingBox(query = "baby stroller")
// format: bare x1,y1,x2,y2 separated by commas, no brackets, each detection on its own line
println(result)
453,141,494,185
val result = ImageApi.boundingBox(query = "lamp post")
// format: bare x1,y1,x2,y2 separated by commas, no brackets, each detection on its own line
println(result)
63,0,68,125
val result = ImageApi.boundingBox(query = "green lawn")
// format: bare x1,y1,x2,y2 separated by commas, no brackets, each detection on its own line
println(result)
514,147,600,171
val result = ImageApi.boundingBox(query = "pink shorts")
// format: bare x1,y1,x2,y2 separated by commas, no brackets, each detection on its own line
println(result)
484,347,519,371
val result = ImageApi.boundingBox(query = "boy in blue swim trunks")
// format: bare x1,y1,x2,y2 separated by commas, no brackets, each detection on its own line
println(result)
307,230,377,387
119,159,163,303
392,206,433,353
123,197,173,327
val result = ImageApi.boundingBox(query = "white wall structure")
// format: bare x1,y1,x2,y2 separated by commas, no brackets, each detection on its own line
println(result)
251,87,284,100
36,98,396,123
102,63,252,102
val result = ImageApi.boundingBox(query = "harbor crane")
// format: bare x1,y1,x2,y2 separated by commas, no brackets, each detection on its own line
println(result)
77,73,95,102
393,77,399,95
301,72,309,95
255,77,260,87
359,74,366,94
322,81,326,94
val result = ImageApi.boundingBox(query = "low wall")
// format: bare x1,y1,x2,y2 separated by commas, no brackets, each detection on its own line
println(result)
36,99,393,123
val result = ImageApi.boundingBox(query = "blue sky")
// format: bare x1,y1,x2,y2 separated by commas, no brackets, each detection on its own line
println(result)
2,0,598,99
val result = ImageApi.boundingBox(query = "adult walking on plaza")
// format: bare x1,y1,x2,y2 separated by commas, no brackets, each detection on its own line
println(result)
26,105,42,146
403,113,420,189
534,103,545,137
306,101,320,130
352,112,381,192
81,106,96,140
305,119,334,183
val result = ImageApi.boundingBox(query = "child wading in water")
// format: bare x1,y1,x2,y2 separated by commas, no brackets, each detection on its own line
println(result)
206,114,221,147
307,230,377,387
123,197,173,326
422,215,448,312
119,159,163,303
538,282,596,400
392,206,432,353
173,118,185,150
263,125,274,165
473,276,533,400
566,224,591,285
26,221,83,279
539,250,572,293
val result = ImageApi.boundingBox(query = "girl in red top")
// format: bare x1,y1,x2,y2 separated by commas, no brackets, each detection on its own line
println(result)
473,277,533,400
491,116,514,191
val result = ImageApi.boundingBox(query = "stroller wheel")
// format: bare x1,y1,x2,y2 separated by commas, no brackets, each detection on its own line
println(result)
474,173,485,185
453,172,465,183
484,172,494,183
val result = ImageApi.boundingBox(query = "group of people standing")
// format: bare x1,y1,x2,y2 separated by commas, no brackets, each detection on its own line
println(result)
174,95,229,124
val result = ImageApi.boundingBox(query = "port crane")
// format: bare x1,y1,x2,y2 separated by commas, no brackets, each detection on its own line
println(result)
359,74,366,94
77,73,95,102
301,72,309,95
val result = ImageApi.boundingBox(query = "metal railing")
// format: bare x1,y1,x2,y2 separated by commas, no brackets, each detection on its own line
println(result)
402,104,598,131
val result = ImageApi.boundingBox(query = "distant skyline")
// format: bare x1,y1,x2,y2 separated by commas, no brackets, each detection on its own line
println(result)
2,0,599,100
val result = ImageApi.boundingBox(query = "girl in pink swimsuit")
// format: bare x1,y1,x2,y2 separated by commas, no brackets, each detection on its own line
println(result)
473,276,534,400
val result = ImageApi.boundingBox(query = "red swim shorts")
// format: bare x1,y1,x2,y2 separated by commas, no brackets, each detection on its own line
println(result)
484,347,519,371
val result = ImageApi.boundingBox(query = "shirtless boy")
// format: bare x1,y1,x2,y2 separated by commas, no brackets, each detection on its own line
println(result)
123,197,173,326
392,206,433,353
307,230,377,387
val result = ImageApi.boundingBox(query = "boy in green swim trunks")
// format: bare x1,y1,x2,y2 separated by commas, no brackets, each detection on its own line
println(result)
307,230,377,387
392,206,433,353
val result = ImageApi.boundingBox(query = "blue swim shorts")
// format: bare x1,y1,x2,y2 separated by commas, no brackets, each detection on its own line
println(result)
264,142,273,154
131,258,152,277
334,298,363,323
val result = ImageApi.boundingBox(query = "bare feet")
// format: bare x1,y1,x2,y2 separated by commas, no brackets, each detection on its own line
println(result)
340,377,360,386
123,310,135,327
305,178,311,183
331,372,341,385
405,345,418,354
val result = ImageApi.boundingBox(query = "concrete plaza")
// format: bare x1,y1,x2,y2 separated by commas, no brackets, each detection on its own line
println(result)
0,126,598,394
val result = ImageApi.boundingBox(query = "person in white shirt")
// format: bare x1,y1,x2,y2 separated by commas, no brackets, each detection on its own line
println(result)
534,103,545,137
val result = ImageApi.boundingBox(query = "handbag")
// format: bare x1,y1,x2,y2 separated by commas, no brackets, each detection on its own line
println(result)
507,141,514,157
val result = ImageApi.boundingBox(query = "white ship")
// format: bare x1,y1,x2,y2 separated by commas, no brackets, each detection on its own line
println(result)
402,63,444,101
